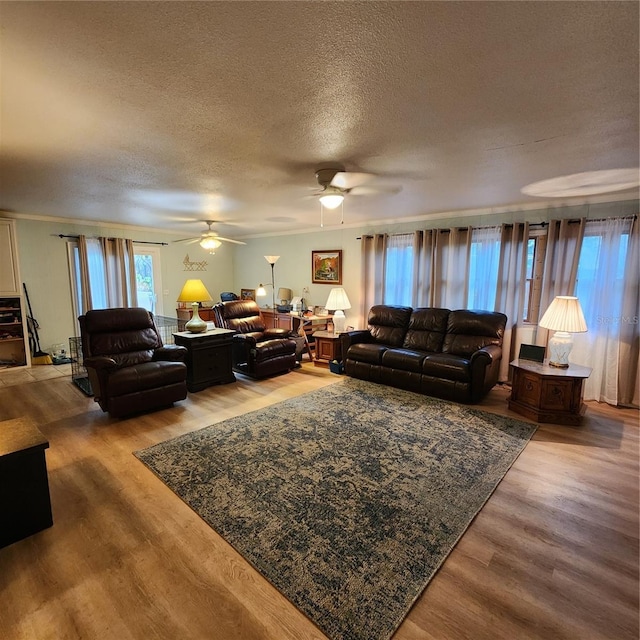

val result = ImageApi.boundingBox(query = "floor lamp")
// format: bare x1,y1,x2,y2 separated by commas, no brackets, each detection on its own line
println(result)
256,256,280,325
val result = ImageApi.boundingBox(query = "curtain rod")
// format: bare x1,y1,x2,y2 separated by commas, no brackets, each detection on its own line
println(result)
357,221,548,239
57,234,168,246
567,215,637,224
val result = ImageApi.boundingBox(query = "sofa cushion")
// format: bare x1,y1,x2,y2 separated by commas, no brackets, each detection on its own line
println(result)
422,353,471,382
367,305,412,347
382,348,426,372
403,308,450,352
347,343,388,365
442,310,507,357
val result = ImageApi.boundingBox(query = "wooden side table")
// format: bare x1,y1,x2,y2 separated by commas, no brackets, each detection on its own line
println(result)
0,417,53,548
313,330,342,368
508,359,592,425
173,328,236,392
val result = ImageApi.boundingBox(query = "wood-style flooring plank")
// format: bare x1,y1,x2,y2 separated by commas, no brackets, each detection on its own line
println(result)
0,367,637,640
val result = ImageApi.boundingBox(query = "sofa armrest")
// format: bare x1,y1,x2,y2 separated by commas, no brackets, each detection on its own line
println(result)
471,344,502,364
340,330,372,355
154,345,188,363
470,344,503,401
84,355,118,371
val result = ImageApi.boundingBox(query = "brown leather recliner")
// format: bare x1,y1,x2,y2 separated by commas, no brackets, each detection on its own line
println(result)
79,307,188,418
213,300,297,378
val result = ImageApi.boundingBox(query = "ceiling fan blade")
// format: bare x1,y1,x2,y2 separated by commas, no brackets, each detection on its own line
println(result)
331,171,376,190
173,237,200,243
216,236,247,245
349,184,402,196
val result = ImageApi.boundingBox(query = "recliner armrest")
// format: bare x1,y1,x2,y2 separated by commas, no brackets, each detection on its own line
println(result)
154,345,188,363
84,355,118,371
263,328,292,339
233,334,258,347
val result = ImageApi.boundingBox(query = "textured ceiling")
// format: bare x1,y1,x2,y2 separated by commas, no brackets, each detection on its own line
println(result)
1,1,638,240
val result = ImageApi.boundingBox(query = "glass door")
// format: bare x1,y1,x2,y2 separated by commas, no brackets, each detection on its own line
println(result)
134,246,164,317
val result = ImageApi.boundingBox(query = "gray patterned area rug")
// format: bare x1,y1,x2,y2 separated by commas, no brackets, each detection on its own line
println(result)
135,378,536,640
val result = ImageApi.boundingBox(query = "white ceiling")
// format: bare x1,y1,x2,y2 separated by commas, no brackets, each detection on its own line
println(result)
1,1,638,240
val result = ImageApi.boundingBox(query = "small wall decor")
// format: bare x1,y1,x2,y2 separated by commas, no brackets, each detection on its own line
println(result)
241,288,256,301
312,250,342,285
183,254,208,271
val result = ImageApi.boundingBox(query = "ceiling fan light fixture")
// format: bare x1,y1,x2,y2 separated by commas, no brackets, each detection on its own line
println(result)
200,237,222,252
318,187,344,210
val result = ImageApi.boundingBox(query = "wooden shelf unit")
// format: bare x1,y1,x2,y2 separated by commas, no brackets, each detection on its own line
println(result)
0,298,28,369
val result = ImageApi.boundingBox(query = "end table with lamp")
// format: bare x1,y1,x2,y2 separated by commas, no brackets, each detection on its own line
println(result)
509,295,591,424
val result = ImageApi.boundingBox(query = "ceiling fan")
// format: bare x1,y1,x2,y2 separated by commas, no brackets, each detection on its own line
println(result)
173,220,247,253
311,167,401,225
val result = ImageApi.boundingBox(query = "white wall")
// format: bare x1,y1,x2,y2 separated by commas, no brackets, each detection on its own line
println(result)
7,197,638,356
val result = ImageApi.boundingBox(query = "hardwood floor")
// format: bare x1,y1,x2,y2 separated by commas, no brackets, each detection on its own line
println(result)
0,364,638,640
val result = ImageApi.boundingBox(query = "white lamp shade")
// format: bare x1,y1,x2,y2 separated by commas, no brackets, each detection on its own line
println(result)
325,287,351,311
256,284,267,297
539,296,587,333
177,279,213,303
264,255,280,265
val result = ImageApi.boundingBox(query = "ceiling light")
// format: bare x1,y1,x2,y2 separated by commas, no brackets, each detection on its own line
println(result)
200,237,222,252
521,168,640,198
319,187,344,210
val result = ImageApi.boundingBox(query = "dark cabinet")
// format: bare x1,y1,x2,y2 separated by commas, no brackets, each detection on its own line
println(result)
173,328,236,392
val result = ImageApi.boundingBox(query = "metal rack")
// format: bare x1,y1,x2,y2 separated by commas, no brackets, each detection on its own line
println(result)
69,336,92,396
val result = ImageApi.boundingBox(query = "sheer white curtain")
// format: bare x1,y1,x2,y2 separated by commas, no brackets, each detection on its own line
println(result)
619,217,639,406
572,216,636,403
384,234,414,306
468,226,501,310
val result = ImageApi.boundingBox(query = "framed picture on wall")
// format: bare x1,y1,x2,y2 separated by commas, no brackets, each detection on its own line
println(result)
312,250,342,285
241,288,255,301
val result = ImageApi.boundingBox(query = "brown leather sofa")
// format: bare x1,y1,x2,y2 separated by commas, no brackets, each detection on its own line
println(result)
79,307,188,418
213,300,297,378
340,305,507,403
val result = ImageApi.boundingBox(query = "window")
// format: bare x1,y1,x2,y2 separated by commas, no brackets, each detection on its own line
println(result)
575,222,630,329
523,232,546,323
67,240,164,332
134,246,164,316
467,227,500,310
384,234,414,306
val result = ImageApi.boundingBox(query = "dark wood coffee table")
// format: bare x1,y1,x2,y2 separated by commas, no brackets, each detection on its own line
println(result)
0,417,53,547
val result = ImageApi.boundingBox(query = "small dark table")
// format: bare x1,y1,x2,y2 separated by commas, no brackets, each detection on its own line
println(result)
173,328,236,392
0,417,53,548
509,358,592,425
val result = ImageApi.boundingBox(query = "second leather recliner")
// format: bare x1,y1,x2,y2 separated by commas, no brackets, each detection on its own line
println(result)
212,300,297,378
